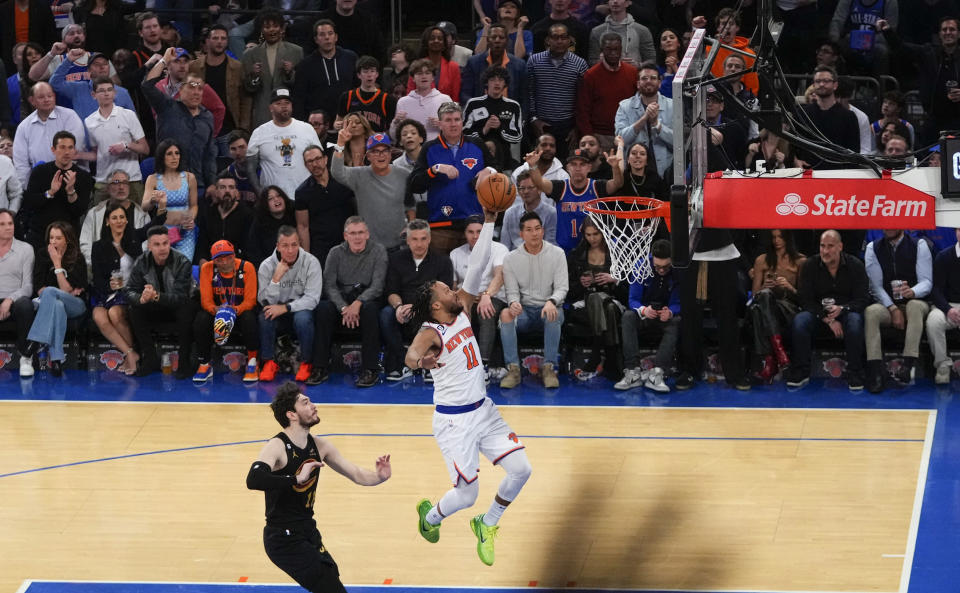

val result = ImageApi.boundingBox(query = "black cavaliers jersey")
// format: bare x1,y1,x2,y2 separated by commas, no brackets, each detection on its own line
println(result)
264,432,322,527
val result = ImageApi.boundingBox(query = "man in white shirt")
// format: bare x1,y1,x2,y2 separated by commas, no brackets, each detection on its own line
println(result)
85,77,149,206
246,87,322,201
450,215,510,377
509,133,566,207
12,82,90,187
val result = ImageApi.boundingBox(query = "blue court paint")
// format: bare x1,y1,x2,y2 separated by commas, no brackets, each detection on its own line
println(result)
4,370,959,593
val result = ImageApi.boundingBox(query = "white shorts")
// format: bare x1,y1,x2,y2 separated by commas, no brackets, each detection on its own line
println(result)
432,397,525,486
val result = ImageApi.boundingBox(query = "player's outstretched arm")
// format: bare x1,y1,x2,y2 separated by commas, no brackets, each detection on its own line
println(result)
314,436,391,486
246,438,306,490
457,207,499,312
405,327,443,371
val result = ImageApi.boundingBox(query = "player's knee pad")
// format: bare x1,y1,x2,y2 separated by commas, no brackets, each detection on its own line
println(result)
497,449,532,501
440,479,480,515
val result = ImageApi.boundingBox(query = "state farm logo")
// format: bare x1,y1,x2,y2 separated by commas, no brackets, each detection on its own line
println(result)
776,193,809,215
774,192,928,217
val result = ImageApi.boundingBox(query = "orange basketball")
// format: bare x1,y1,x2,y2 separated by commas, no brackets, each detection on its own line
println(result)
475,172,517,212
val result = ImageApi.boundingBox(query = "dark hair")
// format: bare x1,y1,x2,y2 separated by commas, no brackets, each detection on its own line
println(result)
480,65,510,88
411,279,439,326
882,90,905,110
519,211,542,229
146,225,168,238
356,55,380,73
813,64,838,81
313,18,336,36
835,76,854,99
395,118,426,143
488,22,508,37
650,238,672,259
277,225,298,241
599,31,623,47
52,131,76,148
97,200,138,254
257,9,285,31
45,221,81,269
20,42,45,80
216,171,237,186
91,76,113,91
418,26,450,61
715,7,741,28
638,61,660,76
204,24,229,42
154,139,184,174
464,214,484,228
881,120,911,148
516,170,533,184
0,208,15,225
270,381,302,427
571,217,607,259
308,109,331,122
940,15,960,29
256,185,294,221
228,129,250,145
388,43,412,63
409,57,434,76
763,229,801,271
656,27,685,67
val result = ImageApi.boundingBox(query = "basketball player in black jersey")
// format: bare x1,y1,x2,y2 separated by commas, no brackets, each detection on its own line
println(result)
246,381,392,592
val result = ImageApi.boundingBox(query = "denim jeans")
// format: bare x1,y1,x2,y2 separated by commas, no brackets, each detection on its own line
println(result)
228,20,255,60
791,310,864,374
259,309,315,362
28,288,86,362
500,304,564,366
621,309,680,370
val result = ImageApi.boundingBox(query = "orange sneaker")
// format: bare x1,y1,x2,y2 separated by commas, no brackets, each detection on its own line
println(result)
259,360,279,382
242,358,258,383
295,362,312,382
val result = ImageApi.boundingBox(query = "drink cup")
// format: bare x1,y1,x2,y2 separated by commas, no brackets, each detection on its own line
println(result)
821,297,835,314
891,280,904,301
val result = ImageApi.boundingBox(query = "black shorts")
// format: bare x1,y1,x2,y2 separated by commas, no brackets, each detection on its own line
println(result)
263,524,346,593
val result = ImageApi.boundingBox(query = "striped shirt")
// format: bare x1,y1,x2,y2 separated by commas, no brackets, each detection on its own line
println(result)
527,50,588,123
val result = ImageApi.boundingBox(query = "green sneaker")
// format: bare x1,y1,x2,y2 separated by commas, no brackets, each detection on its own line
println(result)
416,498,440,543
469,514,499,566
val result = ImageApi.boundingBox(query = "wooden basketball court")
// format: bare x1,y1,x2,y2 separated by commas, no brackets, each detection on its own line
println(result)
0,400,933,593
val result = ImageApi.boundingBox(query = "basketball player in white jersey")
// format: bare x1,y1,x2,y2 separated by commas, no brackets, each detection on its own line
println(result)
405,207,533,567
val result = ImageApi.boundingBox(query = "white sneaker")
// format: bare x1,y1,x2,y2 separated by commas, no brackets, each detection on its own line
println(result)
386,367,414,382
614,367,644,390
19,355,34,378
935,361,952,385
644,367,670,393
485,366,507,383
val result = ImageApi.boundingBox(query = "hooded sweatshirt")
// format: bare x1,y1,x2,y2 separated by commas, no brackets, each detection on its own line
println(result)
257,247,323,312
588,14,656,66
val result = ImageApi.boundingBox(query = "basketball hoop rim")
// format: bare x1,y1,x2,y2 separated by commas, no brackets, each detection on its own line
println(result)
582,196,671,221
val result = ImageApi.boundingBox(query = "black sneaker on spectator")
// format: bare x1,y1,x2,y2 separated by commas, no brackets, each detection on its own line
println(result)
848,371,865,392
422,369,434,384
356,369,378,388
785,367,810,389
306,366,329,385
675,372,694,391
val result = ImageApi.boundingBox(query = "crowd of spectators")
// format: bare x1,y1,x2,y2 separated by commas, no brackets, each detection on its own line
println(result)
0,0,958,392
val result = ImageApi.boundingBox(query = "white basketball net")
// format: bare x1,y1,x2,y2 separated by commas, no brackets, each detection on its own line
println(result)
585,199,665,284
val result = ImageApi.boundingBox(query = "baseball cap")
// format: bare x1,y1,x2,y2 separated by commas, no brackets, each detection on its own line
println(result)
498,0,522,8
173,47,191,61
704,84,723,101
211,239,234,259
565,148,591,164
436,21,457,37
88,52,110,65
270,87,292,103
365,132,392,150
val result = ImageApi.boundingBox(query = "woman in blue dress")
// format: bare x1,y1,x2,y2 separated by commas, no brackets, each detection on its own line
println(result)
143,139,198,262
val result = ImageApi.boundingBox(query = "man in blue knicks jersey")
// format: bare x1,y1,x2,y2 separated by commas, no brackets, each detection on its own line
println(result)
246,381,391,593
523,145,623,251
405,207,532,566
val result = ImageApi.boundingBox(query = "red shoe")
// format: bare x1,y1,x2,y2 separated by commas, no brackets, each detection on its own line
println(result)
753,355,779,384
295,362,313,382
770,334,791,368
259,360,279,382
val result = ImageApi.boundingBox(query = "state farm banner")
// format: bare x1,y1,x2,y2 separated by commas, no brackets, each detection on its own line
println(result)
702,176,936,230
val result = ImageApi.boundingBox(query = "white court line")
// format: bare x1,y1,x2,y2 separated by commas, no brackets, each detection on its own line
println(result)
0,400,938,413
899,409,937,593
16,580,902,593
